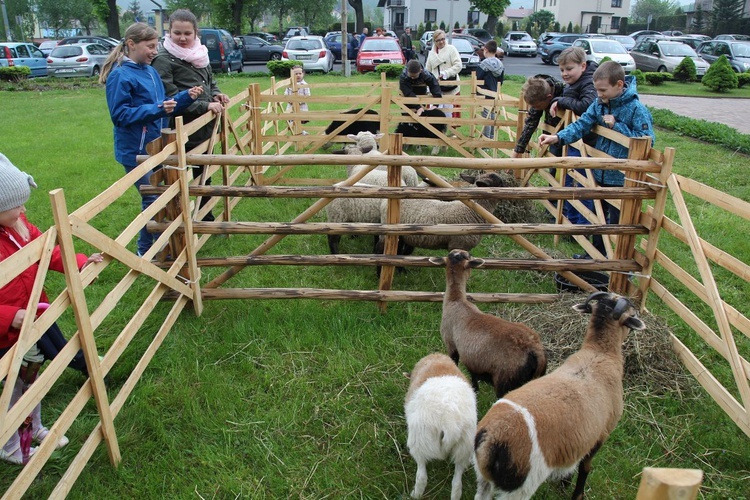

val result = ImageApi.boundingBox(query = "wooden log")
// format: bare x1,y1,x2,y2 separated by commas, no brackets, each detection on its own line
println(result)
636,467,702,500
378,133,402,311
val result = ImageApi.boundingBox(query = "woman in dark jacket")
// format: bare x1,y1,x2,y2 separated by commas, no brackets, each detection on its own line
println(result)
151,9,229,222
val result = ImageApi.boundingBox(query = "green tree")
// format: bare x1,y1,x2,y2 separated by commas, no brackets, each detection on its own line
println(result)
121,0,144,24
36,0,97,36
672,56,697,82
711,0,744,35
702,55,738,92
90,0,120,38
630,0,678,23
0,0,31,41
469,0,511,37
527,9,555,34
348,0,364,34
692,5,705,34
164,0,211,20
566,21,573,33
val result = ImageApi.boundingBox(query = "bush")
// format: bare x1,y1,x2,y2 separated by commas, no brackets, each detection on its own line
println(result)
702,55,739,92
650,108,750,155
267,60,302,78
0,66,31,82
737,72,750,88
374,63,404,78
599,56,612,64
631,69,645,86
644,72,672,85
672,56,697,83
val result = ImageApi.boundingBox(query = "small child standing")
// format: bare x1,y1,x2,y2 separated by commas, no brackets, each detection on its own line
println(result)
100,22,201,257
475,40,504,140
539,61,655,253
284,65,311,133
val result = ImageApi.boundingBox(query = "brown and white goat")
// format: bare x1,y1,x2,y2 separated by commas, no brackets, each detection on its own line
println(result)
473,292,646,500
405,353,477,500
429,249,547,398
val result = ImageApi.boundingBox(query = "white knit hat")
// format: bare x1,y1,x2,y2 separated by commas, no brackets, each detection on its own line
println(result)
0,153,37,212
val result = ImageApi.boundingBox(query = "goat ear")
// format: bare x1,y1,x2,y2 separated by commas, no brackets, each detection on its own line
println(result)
375,133,384,140
572,303,593,314
428,256,445,266
623,316,646,331
459,173,476,184
403,371,411,379
347,134,357,141
469,258,485,268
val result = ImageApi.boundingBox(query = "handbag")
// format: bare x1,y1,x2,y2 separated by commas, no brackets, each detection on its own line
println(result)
439,74,458,92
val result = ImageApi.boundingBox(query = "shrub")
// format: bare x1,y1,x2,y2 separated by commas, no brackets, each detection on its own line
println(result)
267,60,302,78
737,72,750,88
0,66,31,82
644,72,672,85
672,56,697,82
374,63,404,78
702,55,738,92
599,56,612,64
631,69,645,86
417,22,424,38
650,108,750,155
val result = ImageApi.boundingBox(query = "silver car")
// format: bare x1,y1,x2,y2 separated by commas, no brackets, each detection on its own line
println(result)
47,43,110,78
501,31,537,57
631,39,710,76
282,36,334,73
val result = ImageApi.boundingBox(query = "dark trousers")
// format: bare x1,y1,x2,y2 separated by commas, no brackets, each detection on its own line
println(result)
0,322,88,376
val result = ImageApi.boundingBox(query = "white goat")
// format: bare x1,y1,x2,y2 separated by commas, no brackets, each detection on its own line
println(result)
473,292,646,500
346,131,420,187
405,353,477,500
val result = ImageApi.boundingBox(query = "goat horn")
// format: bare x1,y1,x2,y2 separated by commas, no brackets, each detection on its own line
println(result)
613,297,631,320
584,291,610,305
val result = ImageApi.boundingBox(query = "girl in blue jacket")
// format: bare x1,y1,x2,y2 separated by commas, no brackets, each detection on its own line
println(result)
100,23,202,257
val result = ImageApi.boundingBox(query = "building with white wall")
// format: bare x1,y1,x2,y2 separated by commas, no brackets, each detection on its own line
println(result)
378,0,489,34
531,0,632,33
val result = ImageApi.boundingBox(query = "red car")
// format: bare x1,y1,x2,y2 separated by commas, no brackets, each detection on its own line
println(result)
356,36,404,73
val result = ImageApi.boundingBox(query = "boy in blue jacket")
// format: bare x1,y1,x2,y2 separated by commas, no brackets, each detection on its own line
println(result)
100,23,201,257
539,61,654,252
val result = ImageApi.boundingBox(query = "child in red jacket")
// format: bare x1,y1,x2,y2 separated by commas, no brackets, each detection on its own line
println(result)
0,153,103,464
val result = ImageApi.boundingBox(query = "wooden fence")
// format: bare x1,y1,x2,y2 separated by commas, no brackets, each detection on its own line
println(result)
0,74,746,497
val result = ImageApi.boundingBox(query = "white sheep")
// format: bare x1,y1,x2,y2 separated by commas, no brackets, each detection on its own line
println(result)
428,249,547,398
405,353,477,500
346,131,421,187
473,292,646,500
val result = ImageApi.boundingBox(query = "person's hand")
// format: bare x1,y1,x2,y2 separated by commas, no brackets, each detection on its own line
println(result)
439,71,448,80
214,93,230,104
188,86,203,99
12,309,25,330
162,99,177,114
207,102,224,114
510,150,523,159
539,134,558,146
416,107,424,116
83,253,104,269
603,114,616,128
549,101,559,118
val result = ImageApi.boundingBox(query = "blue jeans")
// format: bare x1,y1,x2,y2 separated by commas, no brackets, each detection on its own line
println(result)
563,147,595,225
481,107,495,139
123,164,158,256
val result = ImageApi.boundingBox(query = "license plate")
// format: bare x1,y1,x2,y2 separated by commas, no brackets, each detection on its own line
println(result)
297,55,311,60
56,69,76,73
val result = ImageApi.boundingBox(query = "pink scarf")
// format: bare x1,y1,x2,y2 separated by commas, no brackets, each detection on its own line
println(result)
163,36,210,69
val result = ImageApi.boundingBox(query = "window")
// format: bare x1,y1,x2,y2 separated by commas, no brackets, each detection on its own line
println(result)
612,0,622,7
611,17,620,30
424,9,436,23
16,45,29,58
467,11,480,25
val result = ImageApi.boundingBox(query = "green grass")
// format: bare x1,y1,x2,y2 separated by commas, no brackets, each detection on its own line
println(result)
637,79,750,97
1,74,749,499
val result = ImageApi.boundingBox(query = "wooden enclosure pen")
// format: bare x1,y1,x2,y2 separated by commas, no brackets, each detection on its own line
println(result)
0,74,747,497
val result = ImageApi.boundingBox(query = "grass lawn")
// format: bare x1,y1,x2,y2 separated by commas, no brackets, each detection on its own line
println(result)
636,79,750,97
0,73,748,499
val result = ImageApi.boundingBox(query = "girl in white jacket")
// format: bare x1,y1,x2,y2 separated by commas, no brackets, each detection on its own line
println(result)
425,30,462,117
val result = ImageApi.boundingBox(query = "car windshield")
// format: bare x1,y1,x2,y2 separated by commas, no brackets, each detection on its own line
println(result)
50,46,83,58
611,36,635,44
661,43,696,56
451,38,473,52
731,43,750,56
361,39,399,52
509,33,532,42
591,40,627,53
287,39,322,51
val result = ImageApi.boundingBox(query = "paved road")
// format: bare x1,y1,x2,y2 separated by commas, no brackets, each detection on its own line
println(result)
638,94,750,135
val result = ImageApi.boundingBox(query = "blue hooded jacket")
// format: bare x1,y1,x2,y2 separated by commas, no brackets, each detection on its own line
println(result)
557,75,654,186
105,59,195,167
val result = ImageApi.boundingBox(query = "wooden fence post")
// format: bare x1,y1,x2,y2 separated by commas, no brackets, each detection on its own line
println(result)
636,467,702,500
378,133,403,312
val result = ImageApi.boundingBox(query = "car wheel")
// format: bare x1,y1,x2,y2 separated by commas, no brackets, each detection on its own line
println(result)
658,65,668,73
551,52,561,65
92,65,100,77
270,53,281,61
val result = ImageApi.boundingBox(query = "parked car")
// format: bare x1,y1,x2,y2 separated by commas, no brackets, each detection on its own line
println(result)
46,43,110,78
501,31,537,57
451,37,481,75
538,31,563,45
714,34,750,41
696,40,750,73
325,32,359,60
58,36,119,51
661,30,684,36
283,27,310,44
0,42,48,78
38,40,59,57
199,28,243,73
628,30,661,39
572,38,636,74
452,33,486,59
384,30,397,38
356,36,404,73
282,35,334,73
631,39,710,76
246,32,278,44
419,31,434,56
453,28,492,43
605,34,636,51
236,35,283,62
538,33,589,64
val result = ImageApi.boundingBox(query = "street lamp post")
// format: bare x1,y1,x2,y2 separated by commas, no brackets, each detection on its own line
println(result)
1,0,13,41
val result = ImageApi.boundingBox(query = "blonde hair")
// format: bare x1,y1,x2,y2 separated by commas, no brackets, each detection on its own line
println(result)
12,218,29,242
521,77,552,105
558,47,587,66
99,23,158,84
431,29,446,51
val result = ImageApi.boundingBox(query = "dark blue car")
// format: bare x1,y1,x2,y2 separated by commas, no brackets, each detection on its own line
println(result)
325,32,359,60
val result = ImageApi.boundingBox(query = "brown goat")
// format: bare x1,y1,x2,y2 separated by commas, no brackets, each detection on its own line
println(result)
429,249,547,397
473,292,646,500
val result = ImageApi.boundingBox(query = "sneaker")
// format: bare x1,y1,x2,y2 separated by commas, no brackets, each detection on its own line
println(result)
0,445,37,465
32,427,69,449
